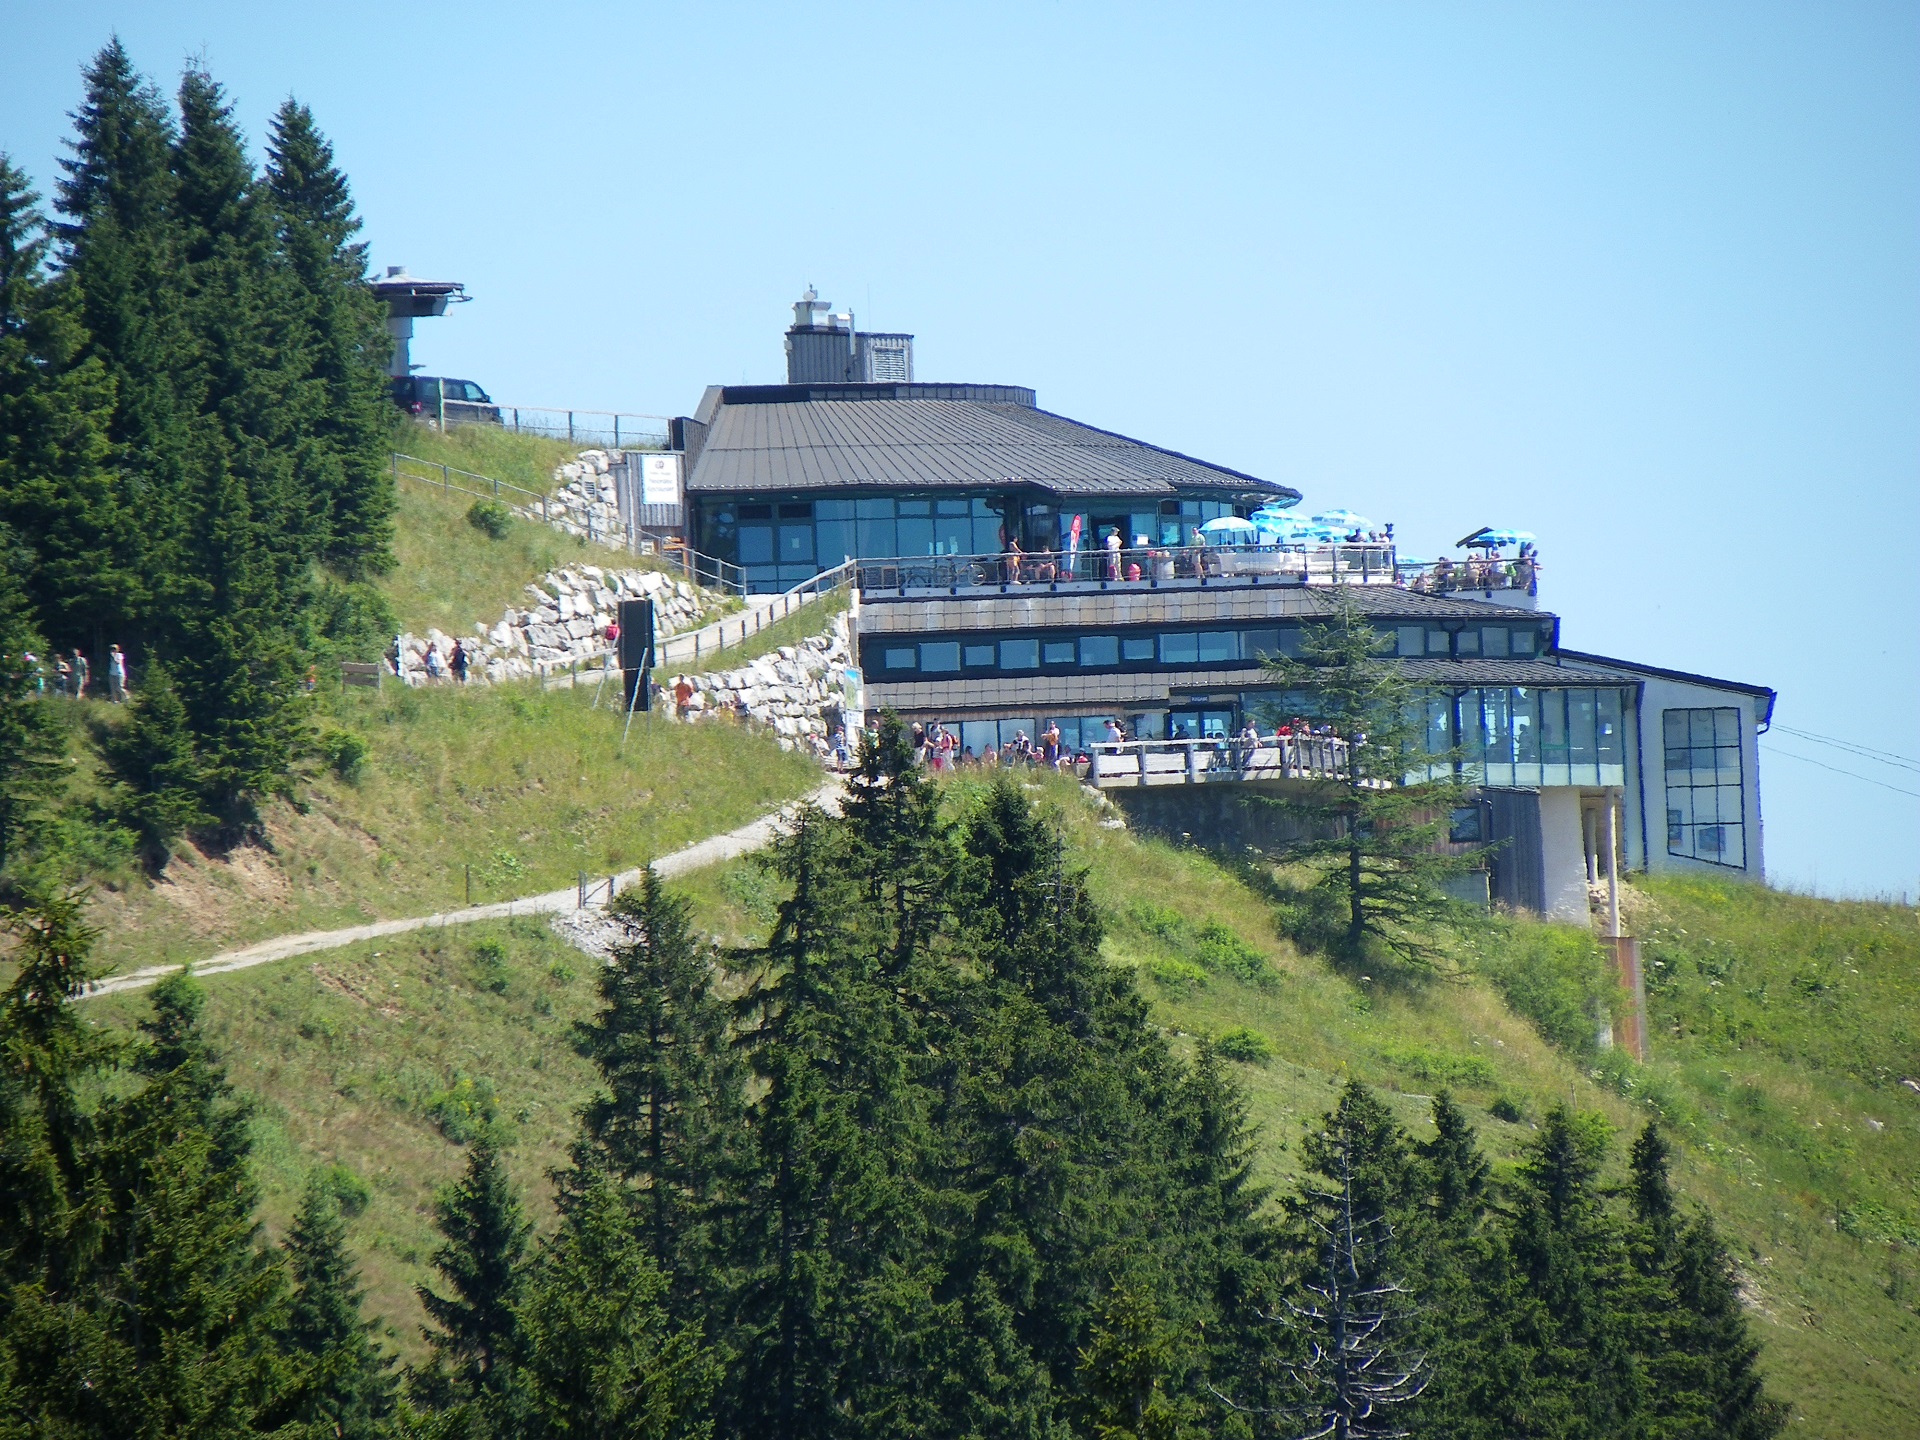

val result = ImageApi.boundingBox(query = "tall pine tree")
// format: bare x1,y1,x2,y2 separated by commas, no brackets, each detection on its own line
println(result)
573,865,742,1320
265,99,395,578
276,1174,396,1439
416,1137,529,1406
0,154,125,664
54,39,193,652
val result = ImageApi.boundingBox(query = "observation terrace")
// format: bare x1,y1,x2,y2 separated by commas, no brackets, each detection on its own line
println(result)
849,543,1537,606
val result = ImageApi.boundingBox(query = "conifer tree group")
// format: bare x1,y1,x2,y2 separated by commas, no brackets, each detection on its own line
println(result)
0,40,396,864
0,726,1788,1437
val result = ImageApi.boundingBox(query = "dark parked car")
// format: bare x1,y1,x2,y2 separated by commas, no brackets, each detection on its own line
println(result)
391,376,501,426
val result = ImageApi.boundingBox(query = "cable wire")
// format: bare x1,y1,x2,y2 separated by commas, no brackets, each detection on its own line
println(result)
1761,743,1920,800
1770,725,1920,773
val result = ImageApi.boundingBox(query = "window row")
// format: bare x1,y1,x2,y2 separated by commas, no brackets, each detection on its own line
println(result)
873,627,1301,674
1393,625,1543,659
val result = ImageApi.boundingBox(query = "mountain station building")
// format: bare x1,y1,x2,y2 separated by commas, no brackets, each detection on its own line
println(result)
655,297,1775,919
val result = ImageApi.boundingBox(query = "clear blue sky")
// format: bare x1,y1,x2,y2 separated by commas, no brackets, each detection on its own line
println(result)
5,1,1917,897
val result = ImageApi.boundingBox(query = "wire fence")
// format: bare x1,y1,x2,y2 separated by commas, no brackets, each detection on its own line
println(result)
392,452,551,519
445,405,672,450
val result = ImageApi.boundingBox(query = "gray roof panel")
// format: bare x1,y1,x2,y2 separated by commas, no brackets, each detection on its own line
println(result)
685,390,1298,502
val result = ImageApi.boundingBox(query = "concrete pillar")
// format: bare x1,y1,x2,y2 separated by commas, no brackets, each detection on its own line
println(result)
1538,788,1591,923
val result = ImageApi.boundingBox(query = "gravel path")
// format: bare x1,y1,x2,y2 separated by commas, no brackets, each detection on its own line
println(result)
78,781,845,1000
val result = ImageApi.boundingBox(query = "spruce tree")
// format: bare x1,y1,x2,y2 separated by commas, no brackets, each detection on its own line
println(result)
54,40,193,648
265,99,396,578
101,661,209,854
0,890,114,1294
0,526,67,880
727,803,933,1440
513,1171,717,1440
573,865,741,1317
0,155,125,662
1491,1106,1658,1439
166,68,312,821
278,1175,395,1439
417,1137,529,1402
10,958,293,1438
1628,1123,1787,1440
1257,592,1488,964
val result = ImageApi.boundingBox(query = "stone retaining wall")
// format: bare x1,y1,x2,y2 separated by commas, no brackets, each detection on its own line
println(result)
394,563,724,686
661,611,854,754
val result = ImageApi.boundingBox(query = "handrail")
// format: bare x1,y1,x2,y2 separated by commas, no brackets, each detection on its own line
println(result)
392,452,551,520
785,557,857,599
1085,735,1355,786
479,404,672,449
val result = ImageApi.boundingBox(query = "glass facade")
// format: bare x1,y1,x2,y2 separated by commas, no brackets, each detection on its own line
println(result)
1663,708,1746,867
1444,686,1628,787
701,495,1010,591
696,494,1245,592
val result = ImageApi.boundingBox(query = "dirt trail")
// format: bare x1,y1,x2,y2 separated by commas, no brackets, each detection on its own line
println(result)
80,781,844,1000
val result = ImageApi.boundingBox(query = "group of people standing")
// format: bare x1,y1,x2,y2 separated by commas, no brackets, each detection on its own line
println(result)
413,639,471,685
905,718,1128,773
17,644,128,701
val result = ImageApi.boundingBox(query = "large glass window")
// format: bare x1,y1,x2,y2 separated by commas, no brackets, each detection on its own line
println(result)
1000,638,1039,670
738,528,774,564
815,499,856,566
883,647,916,671
897,499,934,557
1396,626,1425,657
1481,626,1510,657
1160,632,1198,664
963,644,996,668
920,642,961,673
1665,708,1746,867
1122,636,1156,661
1079,635,1120,667
1197,631,1237,663
1042,640,1076,666
855,498,896,558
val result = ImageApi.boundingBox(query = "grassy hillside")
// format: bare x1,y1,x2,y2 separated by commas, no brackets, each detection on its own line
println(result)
379,422,706,639
72,682,821,979
75,771,1920,1431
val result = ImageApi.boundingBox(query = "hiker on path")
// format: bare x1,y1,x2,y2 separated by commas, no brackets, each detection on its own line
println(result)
450,640,469,684
106,645,127,702
71,649,90,698
424,644,446,684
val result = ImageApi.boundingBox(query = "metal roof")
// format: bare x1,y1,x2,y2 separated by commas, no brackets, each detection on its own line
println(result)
684,386,1298,504
1300,589,1553,623
1554,649,1776,723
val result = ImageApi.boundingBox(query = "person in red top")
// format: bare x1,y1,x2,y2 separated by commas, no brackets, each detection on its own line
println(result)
673,676,694,719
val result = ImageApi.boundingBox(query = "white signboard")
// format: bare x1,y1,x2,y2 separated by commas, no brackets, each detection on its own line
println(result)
641,453,682,506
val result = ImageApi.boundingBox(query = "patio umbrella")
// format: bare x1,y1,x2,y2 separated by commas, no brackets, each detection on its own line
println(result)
1251,511,1308,538
1310,508,1372,532
1456,526,1536,550
1200,516,1258,541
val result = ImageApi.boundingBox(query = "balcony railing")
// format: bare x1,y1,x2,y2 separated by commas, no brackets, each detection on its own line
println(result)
1086,735,1353,787
850,544,1401,593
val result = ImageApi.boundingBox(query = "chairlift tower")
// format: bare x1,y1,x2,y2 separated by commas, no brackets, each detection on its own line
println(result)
370,266,470,378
